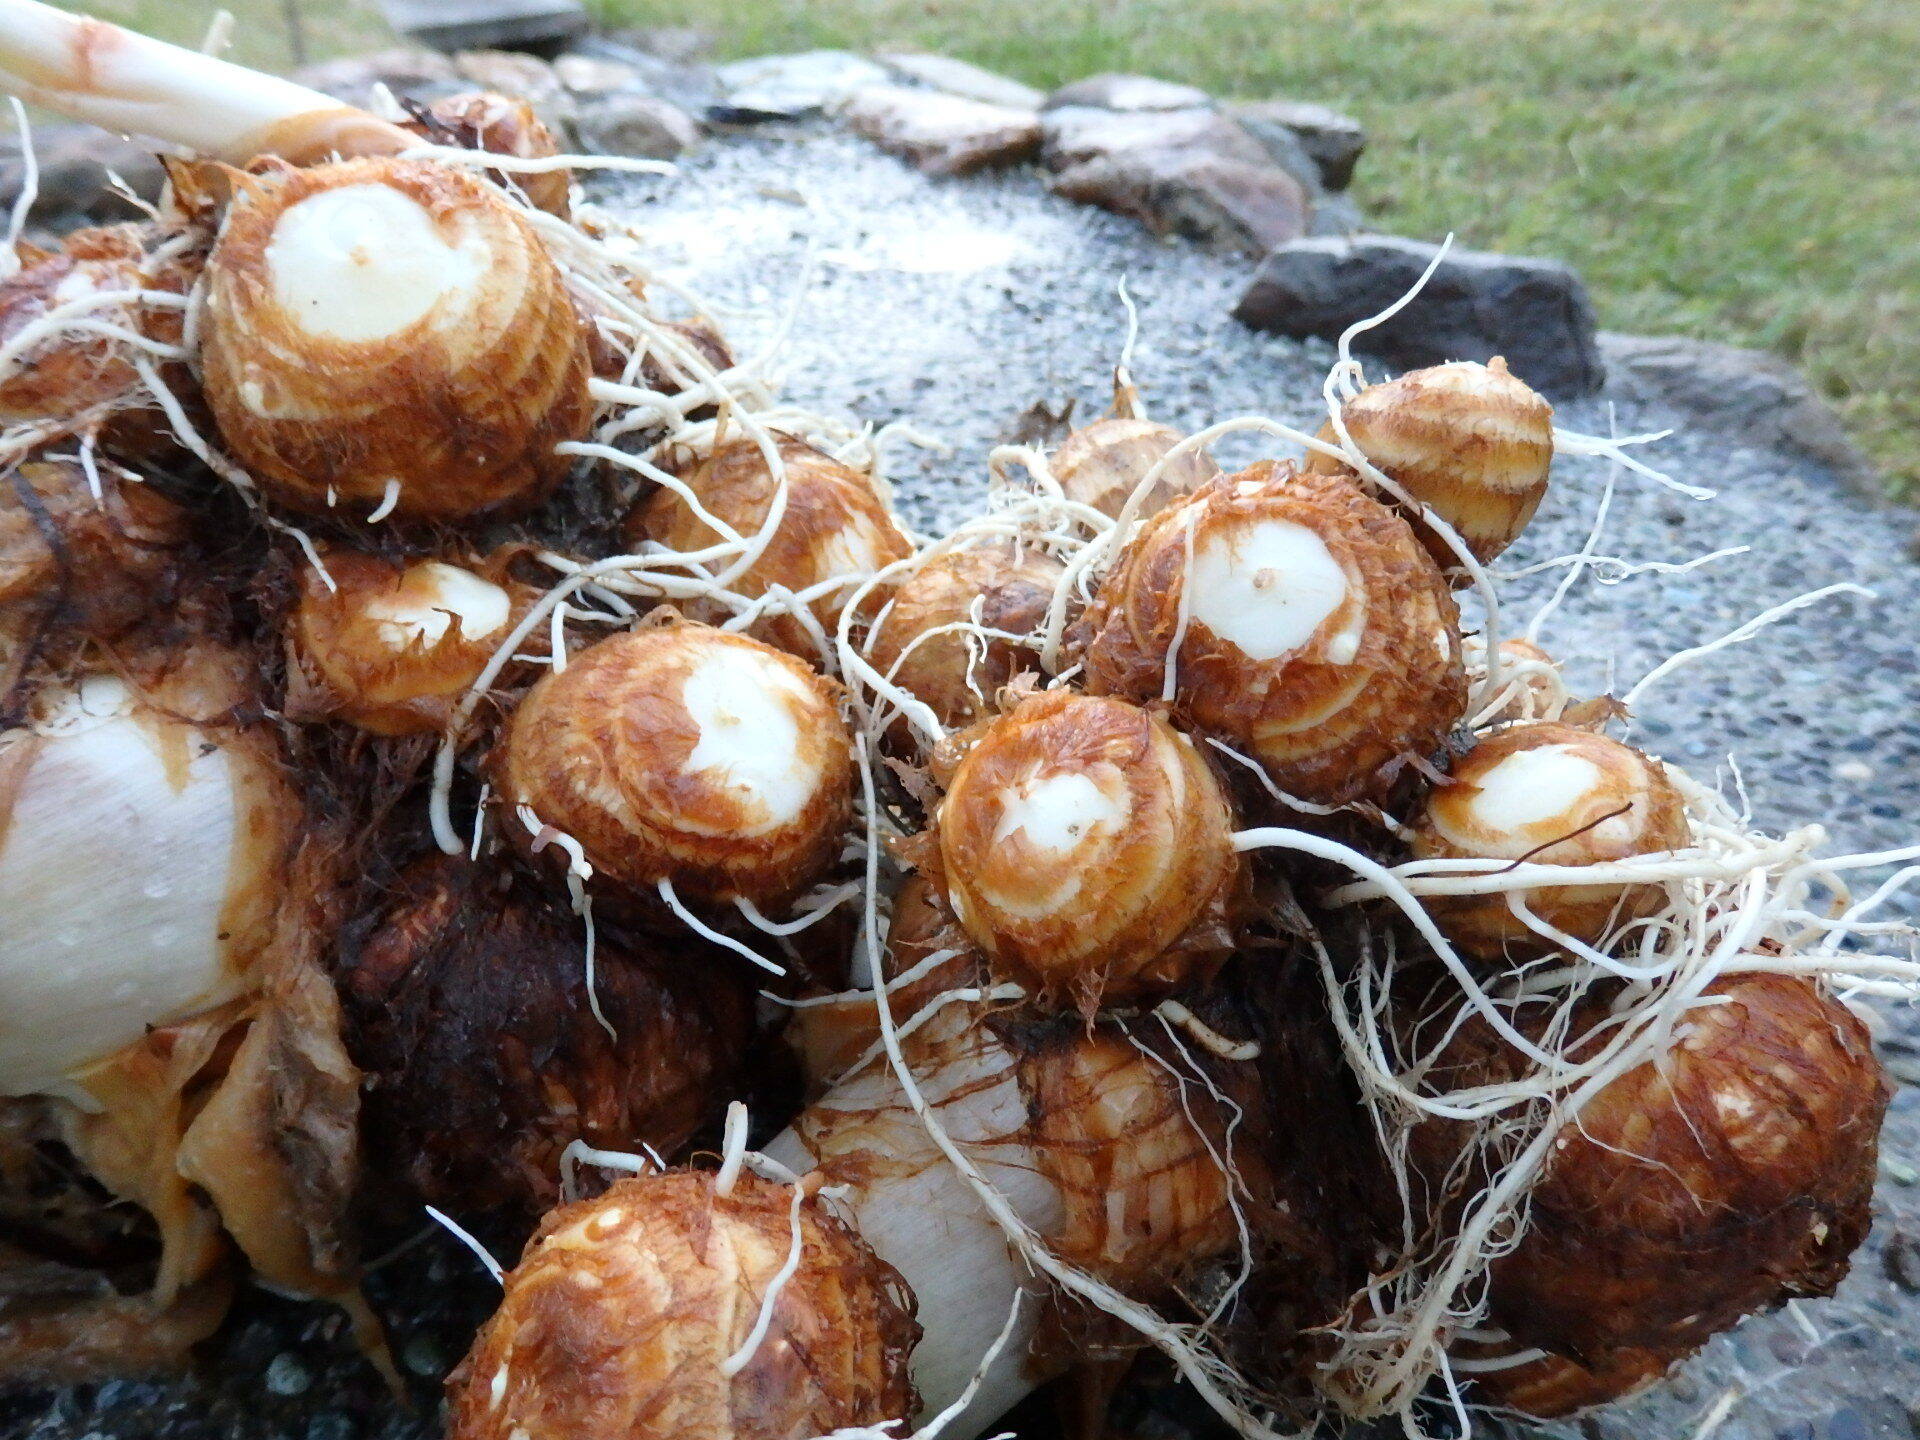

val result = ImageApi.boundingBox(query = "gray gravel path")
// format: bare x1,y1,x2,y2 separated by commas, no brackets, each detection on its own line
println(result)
8,125,1917,1440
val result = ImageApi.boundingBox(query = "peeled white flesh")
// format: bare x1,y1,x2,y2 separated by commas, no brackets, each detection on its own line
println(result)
683,645,823,832
1466,745,1606,835
0,687,252,1096
1188,518,1350,662
265,184,486,345
362,562,511,650
989,771,1124,854
764,1032,1065,1439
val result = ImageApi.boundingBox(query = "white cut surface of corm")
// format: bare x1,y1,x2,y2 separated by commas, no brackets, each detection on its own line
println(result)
264,184,485,344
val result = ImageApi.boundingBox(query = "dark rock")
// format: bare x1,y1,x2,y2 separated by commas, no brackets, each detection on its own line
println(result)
715,50,891,118
1039,105,1264,172
877,52,1043,110
1230,99,1366,190
843,84,1041,176
1043,73,1213,113
1219,109,1326,197
1052,149,1311,255
1600,332,1883,498
292,47,460,108
572,94,702,159
0,124,164,228
379,0,588,55
1234,235,1605,398
561,36,722,112
1308,191,1366,239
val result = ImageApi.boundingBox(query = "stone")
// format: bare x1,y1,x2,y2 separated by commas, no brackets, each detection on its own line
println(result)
714,50,892,119
1042,73,1213,113
843,85,1041,176
291,47,460,108
1234,235,1605,398
562,37,722,112
1052,149,1312,255
1220,109,1326,197
1039,105,1264,172
877,52,1044,110
552,53,643,96
0,124,164,227
1307,191,1366,239
1599,333,1883,498
572,94,702,160
378,0,587,55
453,48,575,134
1230,99,1366,190
604,26,715,64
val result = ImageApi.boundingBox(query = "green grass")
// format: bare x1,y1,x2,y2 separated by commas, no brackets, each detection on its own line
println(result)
55,0,1920,493
63,0,395,76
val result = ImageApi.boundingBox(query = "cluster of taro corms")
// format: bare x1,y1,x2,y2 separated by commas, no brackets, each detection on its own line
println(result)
0,7,1912,1440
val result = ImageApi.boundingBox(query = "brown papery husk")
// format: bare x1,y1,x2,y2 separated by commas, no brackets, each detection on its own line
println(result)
1303,356,1555,575
447,1170,921,1440
932,690,1248,1013
491,620,855,908
340,855,756,1227
633,435,913,661
1075,462,1466,807
199,156,593,522
866,541,1064,749
1460,1340,1672,1419
1407,720,1692,963
283,546,539,737
402,91,573,219
1,453,191,703
1408,970,1887,1372
1051,415,1221,524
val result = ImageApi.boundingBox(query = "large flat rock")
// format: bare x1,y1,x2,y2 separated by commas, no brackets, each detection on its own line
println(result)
7,128,1917,1440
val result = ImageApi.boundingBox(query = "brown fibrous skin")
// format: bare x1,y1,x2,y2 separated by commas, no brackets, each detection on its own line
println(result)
1303,356,1554,574
340,857,753,1223
199,156,593,522
631,436,913,660
865,542,1064,743
492,622,854,907
447,1171,921,1440
1018,1027,1243,1294
1075,462,1466,806
1464,1343,1671,1419
934,690,1244,1010
1412,972,1888,1391
286,549,528,737
0,456,187,678
404,91,573,219
1051,416,1221,523
1407,721,1691,961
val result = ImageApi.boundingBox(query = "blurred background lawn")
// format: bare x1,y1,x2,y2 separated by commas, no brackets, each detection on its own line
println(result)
69,0,1920,495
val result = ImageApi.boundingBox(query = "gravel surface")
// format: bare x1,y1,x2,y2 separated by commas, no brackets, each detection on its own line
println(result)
7,126,1917,1440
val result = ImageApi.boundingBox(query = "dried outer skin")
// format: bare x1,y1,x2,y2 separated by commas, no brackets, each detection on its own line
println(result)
1464,1342,1671,1419
1303,357,1554,571
866,542,1064,739
0,456,186,654
1412,972,1888,1375
200,157,593,522
786,870,986,1093
1051,416,1220,522
406,91,572,219
342,857,753,1221
1017,1026,1241,1294
447,1171,921,1440
1407,721,1690,961
286,549,528,737
1077,462,1465,806
935,690,1244,1009
1468,634,1562,726
633,436,913,660
492,624,854,905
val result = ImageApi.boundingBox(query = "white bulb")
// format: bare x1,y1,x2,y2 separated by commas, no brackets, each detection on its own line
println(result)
1188,517,1352,662
683,645,824,832
0,699,278,1095
990,771,1124,854
265,183,486,345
